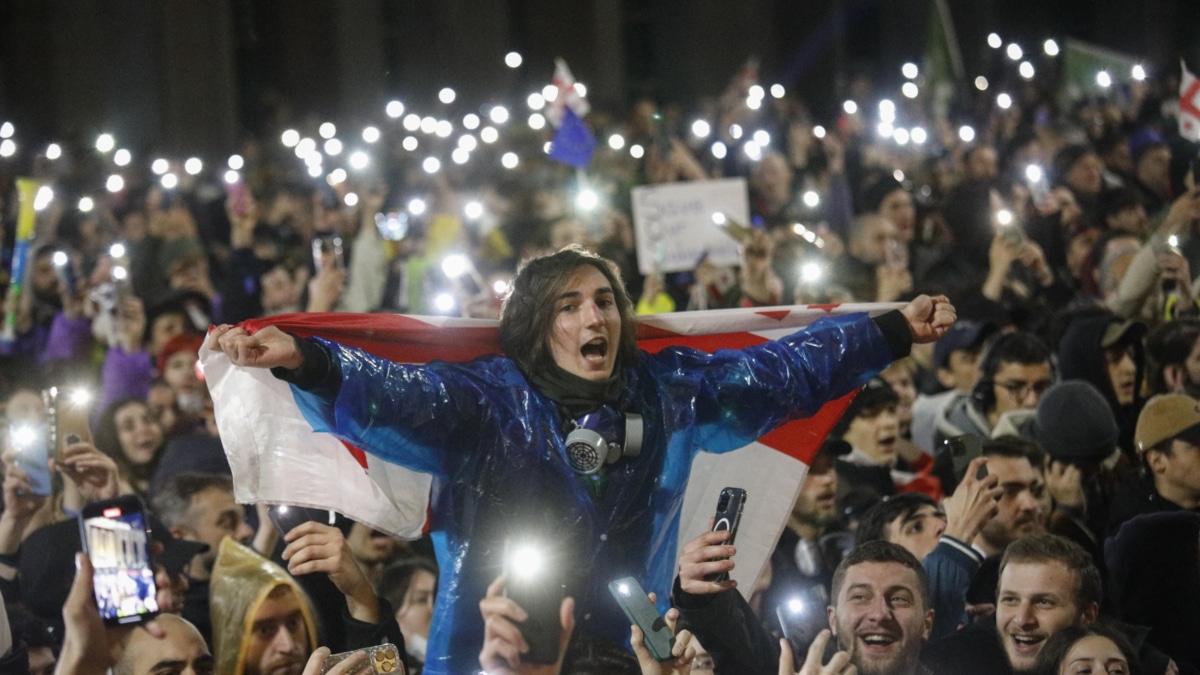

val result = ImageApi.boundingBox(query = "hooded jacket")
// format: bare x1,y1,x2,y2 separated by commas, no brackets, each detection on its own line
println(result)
1056,312,1145,455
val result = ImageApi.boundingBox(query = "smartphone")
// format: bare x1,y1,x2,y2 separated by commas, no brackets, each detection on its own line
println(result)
46,386,93,461
8,422,52,497
705,487,747,582
944,435,983,484
321,643,405,674
267,504,330,536
53,251,77,297
713,213,756,245
777,590,829,670
312,234,344,274
503,542,563,664
609,577,675,661
78,495,159,626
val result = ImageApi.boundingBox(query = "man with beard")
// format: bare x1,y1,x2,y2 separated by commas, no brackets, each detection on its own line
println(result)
1145,318,1200,397
783,541,933,675
1109,394,1200,531
973,438,1050,558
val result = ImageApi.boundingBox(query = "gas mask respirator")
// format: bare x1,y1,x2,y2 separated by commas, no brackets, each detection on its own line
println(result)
564,406,643,475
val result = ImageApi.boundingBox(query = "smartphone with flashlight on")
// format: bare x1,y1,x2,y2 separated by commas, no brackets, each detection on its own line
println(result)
777,589,829,670
47,386,94,461
503,541,563,664
78,495,160,626
312,234,344,274
712,212,757,245
705,487,747,582
944,435,986,483
266,504,330,537
7,422,52,497
608,577,675,661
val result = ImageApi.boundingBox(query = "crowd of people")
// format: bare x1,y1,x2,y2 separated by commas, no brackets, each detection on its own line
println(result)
0,37,1198,675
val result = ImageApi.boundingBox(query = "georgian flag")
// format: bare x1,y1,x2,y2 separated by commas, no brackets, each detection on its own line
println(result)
1180,60,1200,142
544,58,590,129
201,303,900,596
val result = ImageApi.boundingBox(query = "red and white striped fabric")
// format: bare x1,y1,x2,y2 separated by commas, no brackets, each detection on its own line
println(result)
544,58,590,129
1180,60,1200,142
201,303,900,593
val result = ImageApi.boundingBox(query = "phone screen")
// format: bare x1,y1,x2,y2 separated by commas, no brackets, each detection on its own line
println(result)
80,498,159,625
609,577,675,661
8,422,52,497
503,542,562,664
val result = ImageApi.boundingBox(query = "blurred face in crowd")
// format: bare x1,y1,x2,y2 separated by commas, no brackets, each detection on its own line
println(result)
1065,229,1099,281
31,251,60,298
1058,635,1130,675
548,265,621,382
1145,438,1200,507
115,401,164,466
966,147,999,182
1052,188,1083,233
879,190,916,243
120,614,214,675
852,216,900,266
244,586,309,675
1065,153,1105,196
1104,344,1137,406
173,486,253,576
793,455,839,527
976,456,1047,555
886,504,946,562
989,361,1053,421
996,561,1094,673
260,266,302,315
939,348,984,393
752,153,794,208
843,404,901,466
829,561,932,675
395,569,437,644
1105,205,1148,236
880,363,917,430
1136,145,1171,197
164,349,202,397
148,382,181,436
149,312,188,357
346,522,400,566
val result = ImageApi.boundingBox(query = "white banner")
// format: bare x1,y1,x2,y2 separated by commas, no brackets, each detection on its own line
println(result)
632,178,750,274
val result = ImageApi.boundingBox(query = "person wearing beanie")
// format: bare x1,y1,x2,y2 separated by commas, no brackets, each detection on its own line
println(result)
1053,144,1105,228
1109,393,1200,533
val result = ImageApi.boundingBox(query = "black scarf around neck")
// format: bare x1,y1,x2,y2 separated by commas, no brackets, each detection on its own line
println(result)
526,363,625,417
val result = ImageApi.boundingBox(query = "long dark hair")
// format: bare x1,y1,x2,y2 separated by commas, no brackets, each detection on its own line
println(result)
498,246,638,377
94,397,163,494
1031,622,1140,675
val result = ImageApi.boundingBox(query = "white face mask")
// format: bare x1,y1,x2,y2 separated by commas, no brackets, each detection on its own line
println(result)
405,633,427,661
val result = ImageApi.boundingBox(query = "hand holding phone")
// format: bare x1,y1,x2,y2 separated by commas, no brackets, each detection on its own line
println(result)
7,422,52,497
267,504,329,537
78,495,159,625
501,542,565,664
609,577,676,661
705,487,746,582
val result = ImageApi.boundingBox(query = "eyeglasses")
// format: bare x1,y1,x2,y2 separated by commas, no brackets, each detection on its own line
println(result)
995,379,1052,401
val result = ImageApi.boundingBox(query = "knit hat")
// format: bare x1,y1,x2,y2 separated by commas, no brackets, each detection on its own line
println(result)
1032,380,1119,464
831,378,900,438
1135,394,1200,453
157,332,206,374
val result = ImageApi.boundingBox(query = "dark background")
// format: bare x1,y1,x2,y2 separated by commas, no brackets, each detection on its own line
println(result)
1,0,1197,156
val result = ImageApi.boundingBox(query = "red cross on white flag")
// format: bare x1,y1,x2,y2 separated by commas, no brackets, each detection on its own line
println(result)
545,58,590,128
1180,60,1200,142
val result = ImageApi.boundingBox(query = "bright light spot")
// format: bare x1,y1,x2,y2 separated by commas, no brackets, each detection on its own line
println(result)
1006,43,1023,61
304,151,323,168
771,83,786,98
386,100,405,118
327,168,347,185
911,127,927,144
575,83,587,97
843,100,858,115
712,212,727,225
1132,64,1146,81
436,120,453,138
112,148,131,166
463,114,481,130
307,164,324,178
492,279,509,295
53,251,69,267
106,174,124,192
184,157,203,175
228,154,244,170
161,173,178,189
803,191,820,208
958,125,976,143
894,128,910,145
403,114,421,131
800,262,823,283
318,123,336,139
877,122,894,138
452,148,470,164
813,125,826,139
630,144,645,159
505,51,523,68
282,129,300,146
753,130,771,146
996,209,1013,226
78,196,94,212
743,141,762,161
893,170,905,182
459,135,478,151
748,84,765,100
528,113,546,130
501,152,519,168
362,126,381,143
146,158,165,175
1019,61,1035,79
1043,39,1060,56
902,62,919,79
1096,70,1112,88
975,76,989,91
1025,165,1043,183
997,93,1013,109
107,243,125,259
464,201,484,220
420,117,437,134
46,143,62,160
1169,234,1180,247
527,93,545,110
576,189,598,211
434,293,455,313
542,85,559,102
0,122,12,138
711,141,727,159
481,127,499,144
788,598,805,614
349,151,369,170
746,96,762,110
344,192,359,207
112,266,128,281
509,546,543,577
408,198,427,215
692,120,711,138
902,82,919,99
422,157,441,174
442,254,470,278
608,134,625,150
489,106,509,125
224,169,240,184
295,137,316,158
96,133,115,153
879,99,896,123
402,136,419,151
988,33,1002,49
438,87,457,104
729,124,743,139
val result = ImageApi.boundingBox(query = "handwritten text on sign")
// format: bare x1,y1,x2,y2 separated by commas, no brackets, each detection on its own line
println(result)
631,178,750,274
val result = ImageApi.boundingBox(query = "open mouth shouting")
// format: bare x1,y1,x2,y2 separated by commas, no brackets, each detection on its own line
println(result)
1007,632,1047,659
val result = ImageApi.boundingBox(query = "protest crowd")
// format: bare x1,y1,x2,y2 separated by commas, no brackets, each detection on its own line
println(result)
1,21,1200,675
